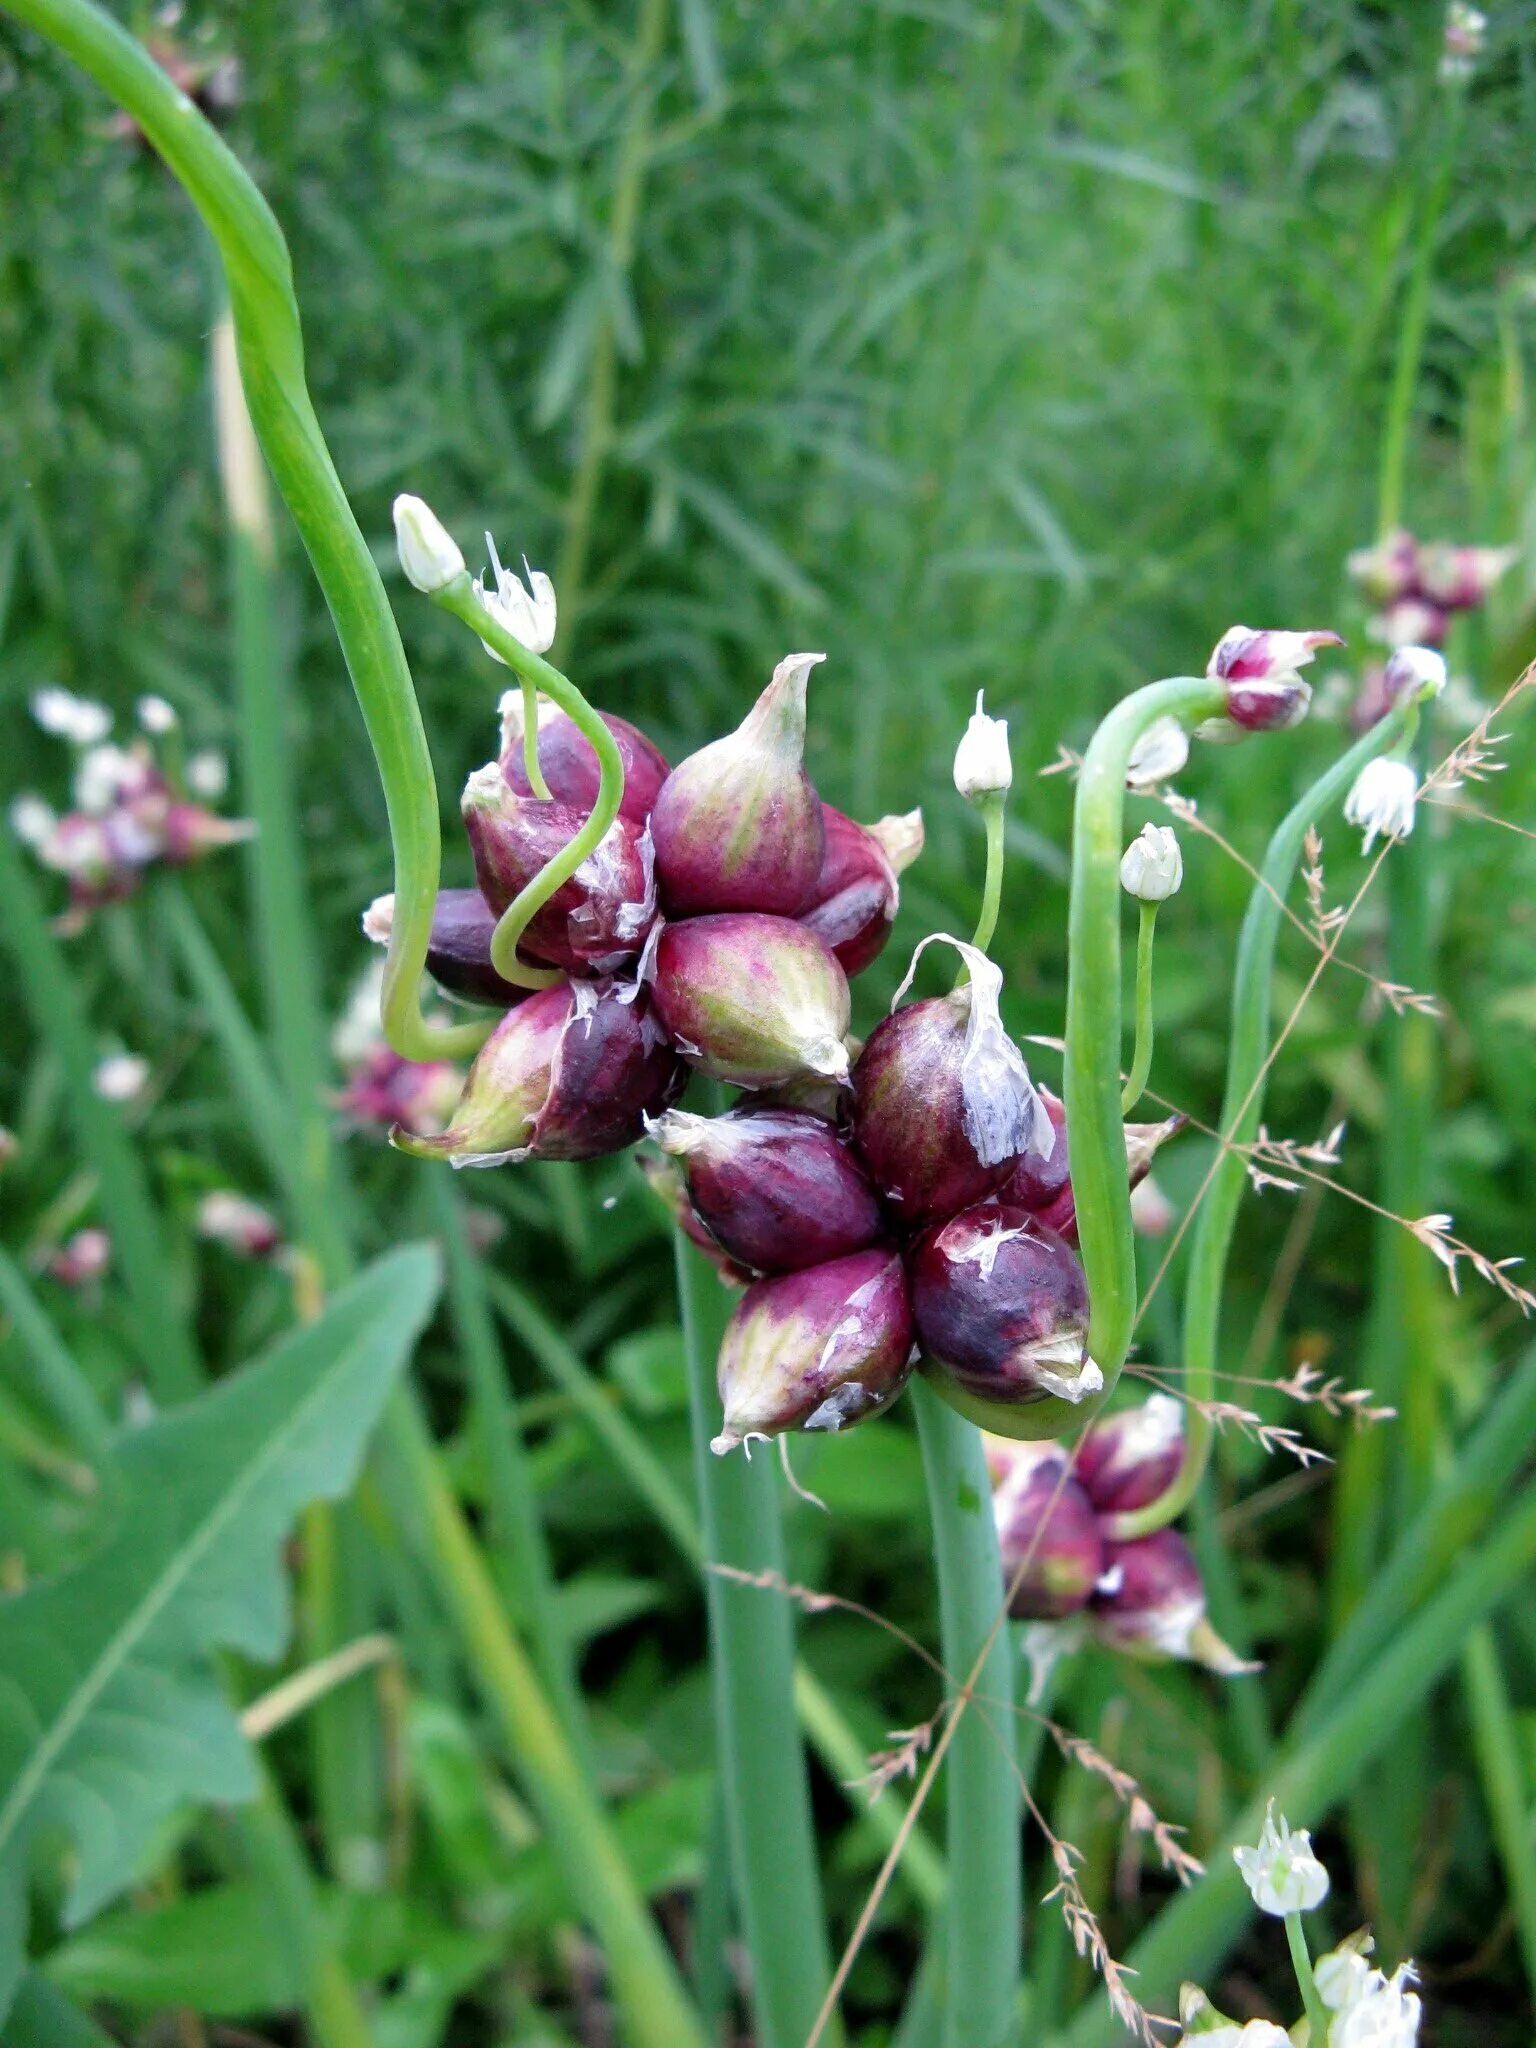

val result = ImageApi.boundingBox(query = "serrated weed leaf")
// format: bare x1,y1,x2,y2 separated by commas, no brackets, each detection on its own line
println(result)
0,1246,441,2018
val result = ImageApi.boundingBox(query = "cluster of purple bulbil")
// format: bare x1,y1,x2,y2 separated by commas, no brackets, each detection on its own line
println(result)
364,647,1192,1462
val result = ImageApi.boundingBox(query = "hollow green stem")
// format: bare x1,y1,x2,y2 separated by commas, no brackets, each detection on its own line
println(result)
432,575,625,990
1107,700,1420,1542
1120,901,1158,1115
676,1234,840,2048
0,0,483,1063
912,1380,1021,2048
1284,1911,1331,2044
1040,676,1225,1432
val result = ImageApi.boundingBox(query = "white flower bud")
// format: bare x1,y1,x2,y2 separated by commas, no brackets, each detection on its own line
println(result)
1344,756,1418,853
186,749,230,800
1119,822,1182,902
74,744,141,816
473,536,557,661
1330,1965,1422,2046
31,686,112,747
136,694,178,735
953,691,1012,800
1380,644,1446,704
1232,1800,1330,1917
93,1053,150,1104
9,794,57,848
361,893,395,945
393,494,467,595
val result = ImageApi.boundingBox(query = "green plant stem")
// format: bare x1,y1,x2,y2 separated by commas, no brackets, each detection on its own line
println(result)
554,0,670,646
1054,676,1225,1426
1106,701,1419,1541
433,575,625,989
520,680,553,800
1462,1625,1536,1994
425,1173,587,1753
382,1386,708,2048
488,1268,947,1905
1284,1911,1330,2044
969,794,1007,959
1120,901,1158,1115
912,1379,1020,2048
676,1234,840,2048
0,0,481,1062
1059,1478,1536,2046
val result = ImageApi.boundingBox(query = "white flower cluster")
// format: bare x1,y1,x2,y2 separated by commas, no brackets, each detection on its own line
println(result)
1233,1800,1330,1915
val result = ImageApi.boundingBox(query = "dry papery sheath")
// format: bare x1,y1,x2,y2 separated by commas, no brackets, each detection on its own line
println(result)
462,765,656,973
392,981,681,1167
648,1106,885,1275
713,1246,915,1452
852,935,1054,1228
499,695,671,826
649,652,827,918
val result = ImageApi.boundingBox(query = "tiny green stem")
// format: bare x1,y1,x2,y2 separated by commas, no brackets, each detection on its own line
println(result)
1284,1911,1331,2043
1120,901,1158,1115
520,678,552,800
969,795,1007,959
433,577,625,990
912,1379,1021,2048
1047,676,1224,1428
1107,701,1420,1541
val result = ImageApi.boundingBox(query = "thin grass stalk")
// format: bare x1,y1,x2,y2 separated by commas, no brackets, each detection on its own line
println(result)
488,1266,947,1906
1057,1479,1536,2046
0,1247,113,1469
1462,1624,1536,1994
911,1379,1021,2048
1105,699,1420,1540
676,1233,840,2048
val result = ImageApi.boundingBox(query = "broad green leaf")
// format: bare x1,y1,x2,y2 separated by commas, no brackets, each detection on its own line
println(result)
0,1245,441,2021
4,1973,117,2048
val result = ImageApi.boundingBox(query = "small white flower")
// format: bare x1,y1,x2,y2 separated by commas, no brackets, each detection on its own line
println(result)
1179,2024,1291,2047
1330,1965,1422,2045
74,744,142,816
186,749,230,800
361,893,395,945
196,1189,282,1258
1126,715,1189,788
136,694,178,735
1440,1,1486,81
1380,645,1446,704
953,691,1012,800
473,535,557,661
393,493,467,595
93,1053,149,1104
1119,822,1183,902
1232,1800,1330,1916
9,794,57,847
1344,756,1418,854
31,686,112,746
1316,1944,1376,2012
333,960,387,1069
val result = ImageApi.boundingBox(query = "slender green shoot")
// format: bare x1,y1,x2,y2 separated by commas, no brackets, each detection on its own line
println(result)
1120,901,1158,1115
1284,1911,1331,2044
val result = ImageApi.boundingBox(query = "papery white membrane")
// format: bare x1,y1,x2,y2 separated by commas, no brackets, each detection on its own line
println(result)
891,933,1053,1166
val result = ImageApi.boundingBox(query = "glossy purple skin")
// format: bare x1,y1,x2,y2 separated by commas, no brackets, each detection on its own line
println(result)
1001,1088,1069,1212
716,1247,914,1445
799,806,898,978
851,995,1014,1228
637,1153,752,1288
501,709,670,826
396,983,682,1164
673,1109,884,1275
907,1199,1090,1405
1091,1529,1203,1651
993,1451,1106,1622
465,794,654,973
1076,1399,1185,1516
649,914,851,1088
1225,679,1310,733
425,888,529,1007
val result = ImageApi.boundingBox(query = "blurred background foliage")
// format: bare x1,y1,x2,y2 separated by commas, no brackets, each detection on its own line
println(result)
3,0,1536,2042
